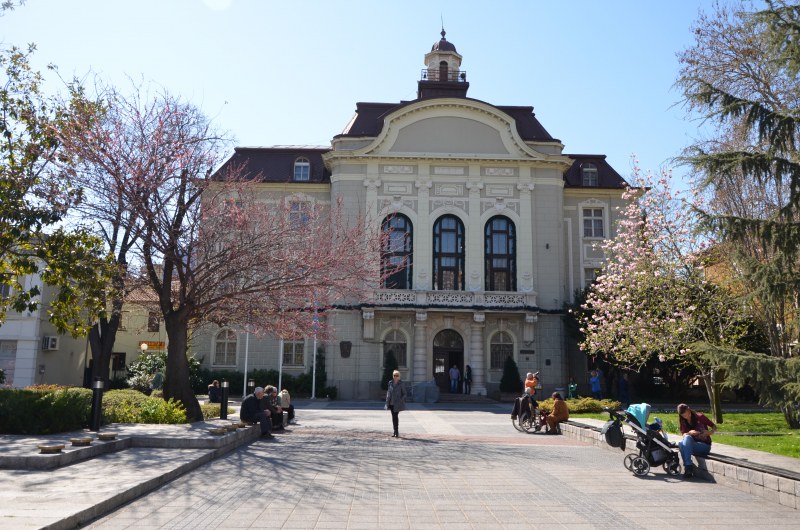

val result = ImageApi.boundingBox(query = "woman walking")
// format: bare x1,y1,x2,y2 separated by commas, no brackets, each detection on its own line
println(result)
385,370,407,438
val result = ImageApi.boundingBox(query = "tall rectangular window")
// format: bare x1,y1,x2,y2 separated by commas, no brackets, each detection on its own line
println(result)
289,201,310,227
583,208,604,238
283,340,305,367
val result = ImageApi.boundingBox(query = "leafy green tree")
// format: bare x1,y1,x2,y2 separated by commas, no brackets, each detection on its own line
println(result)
0,45,110,335
678,0,800,427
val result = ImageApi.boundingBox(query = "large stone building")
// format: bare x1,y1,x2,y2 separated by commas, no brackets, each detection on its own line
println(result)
195,32,630,399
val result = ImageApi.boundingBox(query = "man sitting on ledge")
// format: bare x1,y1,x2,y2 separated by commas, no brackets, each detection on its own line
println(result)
240,386,273,439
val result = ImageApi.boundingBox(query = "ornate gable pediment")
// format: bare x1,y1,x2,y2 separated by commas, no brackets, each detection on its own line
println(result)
358,99,548,160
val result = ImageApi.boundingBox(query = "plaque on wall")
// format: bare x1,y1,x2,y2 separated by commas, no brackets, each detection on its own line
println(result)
519,349,535,355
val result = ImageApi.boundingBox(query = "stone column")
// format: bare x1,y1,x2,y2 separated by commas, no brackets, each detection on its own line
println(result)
517,182,535,293
414,177,432,290
465,179,484,291
413,311,428,383
470,312,486,396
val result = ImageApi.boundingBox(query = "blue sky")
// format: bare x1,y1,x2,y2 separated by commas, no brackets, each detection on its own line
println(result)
2,1,727,185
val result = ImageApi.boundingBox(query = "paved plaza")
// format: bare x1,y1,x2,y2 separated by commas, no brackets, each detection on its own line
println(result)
75,403,798,529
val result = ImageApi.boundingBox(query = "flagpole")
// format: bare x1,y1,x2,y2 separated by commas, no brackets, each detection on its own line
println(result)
278,337,284,391
311,302,318,399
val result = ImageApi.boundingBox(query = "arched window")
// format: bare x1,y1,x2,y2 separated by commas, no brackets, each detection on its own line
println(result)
381,214,413,289
439,60,448,81
490,331,514,370
484,216,516,291
293,157,310,181
432,214,465,291
582,162,598,186
383,329,407,367
214,330,237,366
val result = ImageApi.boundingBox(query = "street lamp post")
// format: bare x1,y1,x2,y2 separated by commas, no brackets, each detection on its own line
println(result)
220,379,229,420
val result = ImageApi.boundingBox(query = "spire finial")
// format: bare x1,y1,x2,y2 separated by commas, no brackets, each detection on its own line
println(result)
441,15,446,39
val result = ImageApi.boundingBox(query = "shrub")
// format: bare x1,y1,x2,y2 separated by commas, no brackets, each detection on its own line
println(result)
128,350,203,393
0,367,4,384
200,403,235,420
499,356,522,393
138,397,187,424
102,389,150,423
537,396,621,414
321,386,338,400
0,386,92,434
127,373,153,394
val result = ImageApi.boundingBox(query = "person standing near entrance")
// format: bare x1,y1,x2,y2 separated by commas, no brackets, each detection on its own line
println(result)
449,364,460,393
385,370,407,437
463,364,472,395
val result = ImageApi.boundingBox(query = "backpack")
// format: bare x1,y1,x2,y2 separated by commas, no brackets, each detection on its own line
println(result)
601,420,626,451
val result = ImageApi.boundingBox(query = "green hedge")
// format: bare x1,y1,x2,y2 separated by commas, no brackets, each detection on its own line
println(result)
0,387,190,434
0,387,92,434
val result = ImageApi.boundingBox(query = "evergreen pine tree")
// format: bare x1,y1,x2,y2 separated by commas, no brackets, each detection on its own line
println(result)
381,350,399,391
680,0,800,427
499,355,522,393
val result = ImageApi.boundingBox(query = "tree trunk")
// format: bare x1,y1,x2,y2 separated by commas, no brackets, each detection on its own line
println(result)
88,314,120,387
781,404,800,429
701,370,724,424
162,312,202,421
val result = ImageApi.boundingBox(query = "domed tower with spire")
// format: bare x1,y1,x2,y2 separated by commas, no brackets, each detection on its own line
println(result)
417,28,469,99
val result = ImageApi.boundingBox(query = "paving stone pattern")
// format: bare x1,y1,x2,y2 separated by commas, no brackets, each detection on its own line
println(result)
85,407,799,530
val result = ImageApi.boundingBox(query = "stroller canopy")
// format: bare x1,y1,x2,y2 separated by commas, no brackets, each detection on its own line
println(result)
625,403,651,428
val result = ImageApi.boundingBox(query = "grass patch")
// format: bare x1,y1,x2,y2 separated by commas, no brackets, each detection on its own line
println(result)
572,410,800,459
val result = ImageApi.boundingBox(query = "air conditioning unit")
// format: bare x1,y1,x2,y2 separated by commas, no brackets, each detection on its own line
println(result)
42,336,59,351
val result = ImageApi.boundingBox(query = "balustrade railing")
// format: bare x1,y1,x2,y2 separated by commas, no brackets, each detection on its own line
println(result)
371,289,536,308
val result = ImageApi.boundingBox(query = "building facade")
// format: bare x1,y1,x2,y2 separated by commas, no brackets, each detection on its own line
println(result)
194,32,630,399
0,273,165,388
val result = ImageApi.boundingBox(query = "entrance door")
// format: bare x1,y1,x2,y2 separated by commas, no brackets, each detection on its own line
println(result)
432,329,464,394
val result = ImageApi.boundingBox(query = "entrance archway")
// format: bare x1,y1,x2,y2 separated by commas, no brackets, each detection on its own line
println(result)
433,329,464,394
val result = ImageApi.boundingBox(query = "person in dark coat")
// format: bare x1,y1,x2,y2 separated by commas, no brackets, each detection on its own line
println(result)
263,386,284,431
240,387,273,438
207,380,221,403
385,370,407,438
463,364,473,395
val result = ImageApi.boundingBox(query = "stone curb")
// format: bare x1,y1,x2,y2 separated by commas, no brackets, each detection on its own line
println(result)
39,426,260,530
0,422,258,470
562,420,799,510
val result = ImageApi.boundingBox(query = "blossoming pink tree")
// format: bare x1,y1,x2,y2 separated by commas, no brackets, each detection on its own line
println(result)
578,162,750,421
62,85,385,420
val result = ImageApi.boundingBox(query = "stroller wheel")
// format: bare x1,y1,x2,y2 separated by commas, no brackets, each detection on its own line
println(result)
631,456,650,476
664,458,681,476
623,454,636,471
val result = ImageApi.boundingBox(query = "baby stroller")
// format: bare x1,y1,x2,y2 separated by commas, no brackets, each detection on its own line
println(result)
602,403,681,477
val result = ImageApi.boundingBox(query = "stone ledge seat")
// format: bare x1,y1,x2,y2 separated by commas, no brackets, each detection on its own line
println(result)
562,419,800,510
37,443,65,454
